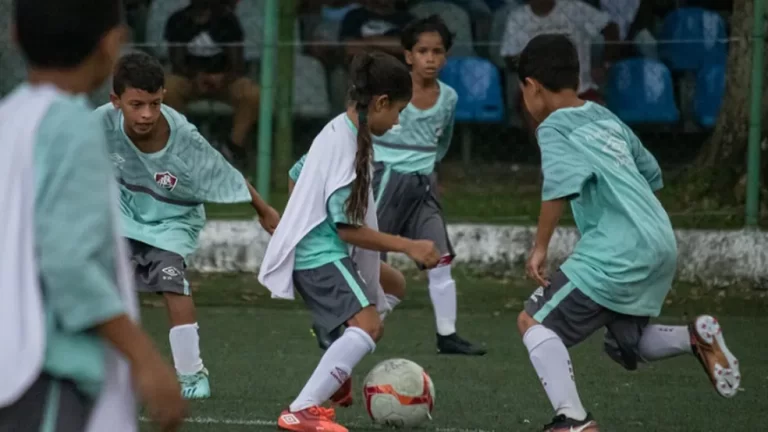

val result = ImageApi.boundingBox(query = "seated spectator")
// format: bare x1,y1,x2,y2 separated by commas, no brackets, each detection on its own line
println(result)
299,0,362,67
340,0,415,63
501,0,619,103
163,0,259,165
600,0,656,58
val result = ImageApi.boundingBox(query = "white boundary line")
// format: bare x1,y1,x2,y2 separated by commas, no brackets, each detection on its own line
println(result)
138,416,497,432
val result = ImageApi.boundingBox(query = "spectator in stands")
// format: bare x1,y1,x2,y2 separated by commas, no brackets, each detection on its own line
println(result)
340,0,415,62
600,0,656,58
299,0,362,67
500,0,620,103
163,0,259,165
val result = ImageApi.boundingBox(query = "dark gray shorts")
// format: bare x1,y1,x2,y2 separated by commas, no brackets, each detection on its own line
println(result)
0,373,93,432
524,271,651,371
293,257,376,334
372,163,455,266
127,239,190,296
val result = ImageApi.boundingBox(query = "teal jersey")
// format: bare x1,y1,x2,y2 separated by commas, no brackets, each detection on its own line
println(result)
33,89,126,397
294,185,355,270
374,80,457,175
95,104,251,258
292,115,361,270
288,153,306,183
538,102,677,317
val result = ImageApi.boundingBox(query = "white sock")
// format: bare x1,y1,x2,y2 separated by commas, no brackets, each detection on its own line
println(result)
379,294,402,321
290,326,375,412
427,264,457,336
524,325,587,421
637,325,692,361
169,323,204,375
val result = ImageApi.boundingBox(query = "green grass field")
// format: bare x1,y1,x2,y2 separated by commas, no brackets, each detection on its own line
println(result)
138,272,768,432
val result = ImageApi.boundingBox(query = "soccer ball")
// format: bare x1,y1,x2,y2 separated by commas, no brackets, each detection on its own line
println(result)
362,358,435,428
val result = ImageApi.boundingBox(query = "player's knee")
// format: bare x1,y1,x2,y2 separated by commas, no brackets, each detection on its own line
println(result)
517,311,537,337
389,271,407,300
348,306,384,342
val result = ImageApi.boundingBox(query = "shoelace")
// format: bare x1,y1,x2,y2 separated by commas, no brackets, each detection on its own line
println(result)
307,406,336,420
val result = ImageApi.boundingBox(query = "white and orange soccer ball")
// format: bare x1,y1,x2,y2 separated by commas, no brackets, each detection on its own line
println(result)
362,358,435,428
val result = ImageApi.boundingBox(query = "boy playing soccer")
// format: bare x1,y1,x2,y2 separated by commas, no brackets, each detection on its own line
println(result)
516,34,740,432
373,15,485,355
95,52,280,400
0,1,184,431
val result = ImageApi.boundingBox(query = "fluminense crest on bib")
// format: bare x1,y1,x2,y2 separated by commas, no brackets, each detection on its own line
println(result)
154,171,178,191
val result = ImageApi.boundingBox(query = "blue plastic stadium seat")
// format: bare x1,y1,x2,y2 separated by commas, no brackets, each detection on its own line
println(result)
439,57,505,123
694,63,726,128
605,58,680,125
659,7,727,71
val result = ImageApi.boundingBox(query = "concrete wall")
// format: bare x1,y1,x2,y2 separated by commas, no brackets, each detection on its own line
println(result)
189,221,768,288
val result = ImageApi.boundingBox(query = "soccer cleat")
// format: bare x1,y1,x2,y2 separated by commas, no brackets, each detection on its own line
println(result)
310,324,345,350
277,406,347,432
689,315,741,398
436,333,487,356
543,413,599,432
179,367,211,400
330,377,353,407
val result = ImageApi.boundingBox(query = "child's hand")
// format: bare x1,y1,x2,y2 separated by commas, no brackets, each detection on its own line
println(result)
526,245,549,288
406,239,441,269
258,206,281,235
134,352,186,431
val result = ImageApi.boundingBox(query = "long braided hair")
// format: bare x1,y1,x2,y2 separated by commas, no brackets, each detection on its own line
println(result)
345,52,412,224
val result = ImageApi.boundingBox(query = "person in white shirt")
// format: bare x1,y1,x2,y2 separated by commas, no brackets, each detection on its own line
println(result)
500,0,620,104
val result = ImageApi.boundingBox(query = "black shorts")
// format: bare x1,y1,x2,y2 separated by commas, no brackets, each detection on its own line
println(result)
0,373,93,432
524,271,651,370
372,163,455,267
127,239,189,296
293,257,377,334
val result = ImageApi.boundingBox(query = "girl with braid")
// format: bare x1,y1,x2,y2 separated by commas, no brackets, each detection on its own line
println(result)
259,51,441,432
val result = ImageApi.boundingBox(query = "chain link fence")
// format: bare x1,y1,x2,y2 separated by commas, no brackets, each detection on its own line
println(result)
0,0,748,227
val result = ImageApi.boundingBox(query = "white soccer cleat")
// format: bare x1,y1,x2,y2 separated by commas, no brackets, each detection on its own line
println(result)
689,315,741,398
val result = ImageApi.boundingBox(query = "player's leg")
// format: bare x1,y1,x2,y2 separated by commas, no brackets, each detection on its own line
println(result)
408,189,486,355
310,163,409,349
519,271,611,432
224,77,260,165
312,261,405,350
280,258,380,432
605,316,741,398
129,239,209,400
0,373,93,432
378,261,405,320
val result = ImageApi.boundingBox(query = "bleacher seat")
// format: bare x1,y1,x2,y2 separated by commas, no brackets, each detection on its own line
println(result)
658,7,727,71
409,1,477,57
694,63,726,128
605,58,680,125
439,57,505,123
292,55,331,119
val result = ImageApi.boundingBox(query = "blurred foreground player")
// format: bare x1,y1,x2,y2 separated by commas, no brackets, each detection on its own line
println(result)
0,0,185,431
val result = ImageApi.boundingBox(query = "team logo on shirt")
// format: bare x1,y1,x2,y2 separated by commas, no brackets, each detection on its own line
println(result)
110,153,125,166
154,171,178,191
